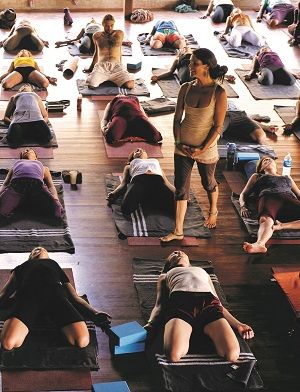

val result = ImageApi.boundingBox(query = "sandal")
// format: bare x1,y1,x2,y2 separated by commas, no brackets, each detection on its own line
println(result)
160,232,184,243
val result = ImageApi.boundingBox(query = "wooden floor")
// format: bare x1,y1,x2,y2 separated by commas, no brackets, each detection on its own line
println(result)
0,9,300,392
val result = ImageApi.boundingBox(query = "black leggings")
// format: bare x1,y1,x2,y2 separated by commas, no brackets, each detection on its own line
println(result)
211,4,234,23
121,174,174,215
7,120,52,145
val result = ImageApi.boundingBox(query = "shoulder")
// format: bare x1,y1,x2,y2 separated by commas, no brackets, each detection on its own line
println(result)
115,30,124,36
215,84,226,99
179,82,190,93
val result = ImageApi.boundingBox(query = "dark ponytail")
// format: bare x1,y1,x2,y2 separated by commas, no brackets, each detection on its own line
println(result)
193,48,228,82
209,64,228,83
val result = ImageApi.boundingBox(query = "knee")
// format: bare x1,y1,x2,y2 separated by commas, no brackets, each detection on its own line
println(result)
123,80,135,89
76,334,90,348
165,348,183,363
225,347,240,363
40,79,49,88
151,40,163,49
1,337,22,351
259,215,273,225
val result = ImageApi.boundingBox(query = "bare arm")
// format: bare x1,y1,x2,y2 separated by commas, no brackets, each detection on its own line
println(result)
0,169,13,193
3,96,16,124
201,0,214,17
0,61,15,82
144,25,157,44
106,165,131,200
257,2,267,21
245,55,260,80
161,170,175,193
173,83,188,143
55,28,85,47
151,58,179,82
65,282,102,315
239,173,258,217
223,16,232,35
86,33,99,71
43,166,59,200
145,274,167,328
101,102,112,129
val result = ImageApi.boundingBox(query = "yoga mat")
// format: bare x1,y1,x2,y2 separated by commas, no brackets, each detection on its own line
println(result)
77,78,150,97
2,369,92,391
0,170,75,254
152,69,239,98
0,121,58,148
68,43,132,57
140,97,176,115
138,33,200,56
0,268,98,371
127,236,199,246
235,68,300,100
0,147,54,159
218,36,262,59
132,258,264,392
273,105,300,141
218,138,277,159
224,172,300,239
105,174,211,239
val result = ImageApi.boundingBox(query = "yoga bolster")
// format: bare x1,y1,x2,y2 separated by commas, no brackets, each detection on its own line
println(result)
63,56,79,78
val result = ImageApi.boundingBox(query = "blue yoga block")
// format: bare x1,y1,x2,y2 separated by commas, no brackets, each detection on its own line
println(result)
110,341,145,355
92,381,130,391
127,61,142,70
109,321,147,346
237,152,260,161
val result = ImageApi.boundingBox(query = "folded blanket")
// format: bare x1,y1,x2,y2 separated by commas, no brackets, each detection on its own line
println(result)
0,170,75,253
105,174,211,238
140,97,176,115
76,78,150,97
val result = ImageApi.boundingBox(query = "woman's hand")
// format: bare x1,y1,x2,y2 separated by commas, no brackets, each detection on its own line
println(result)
272,220,283,231
177,143,194,158
106,191,118,202
93,311,112,331
47,76,57,85
240,205,251,218
237,323,254,340
200,14,208,19
283,123,293,132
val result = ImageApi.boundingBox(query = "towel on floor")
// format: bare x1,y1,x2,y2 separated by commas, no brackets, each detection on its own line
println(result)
68,43,132,57
140,97,176,115
0,269,98,370
235,68,300,100
0,121,58,148
0,170,75,253
132,257,264,392
76,78,150,97
138,33,199,56
105,174,211,239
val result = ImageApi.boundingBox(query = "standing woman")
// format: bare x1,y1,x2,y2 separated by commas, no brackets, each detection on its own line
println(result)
161,48,227,242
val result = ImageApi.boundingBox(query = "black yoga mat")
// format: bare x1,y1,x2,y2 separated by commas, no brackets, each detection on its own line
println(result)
0,120,58,148
235,68,300,100
140,97,176,115
0,170,75,253
138,33,199,56
76,78,150,97
105,174,211,239
132,257,264,392
68,43,132,57
0,268,98,370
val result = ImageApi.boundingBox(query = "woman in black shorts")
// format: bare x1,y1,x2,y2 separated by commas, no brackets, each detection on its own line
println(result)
145,250,254,362
0,247,111,350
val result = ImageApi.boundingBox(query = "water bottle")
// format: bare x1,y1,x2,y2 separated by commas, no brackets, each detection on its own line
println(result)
226,142,236,170
282,153,292,176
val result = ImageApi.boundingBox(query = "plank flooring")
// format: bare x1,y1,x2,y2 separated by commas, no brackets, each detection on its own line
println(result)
0,9,300,392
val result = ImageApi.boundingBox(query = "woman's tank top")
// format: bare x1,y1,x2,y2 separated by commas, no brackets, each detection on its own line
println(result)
12,159,44,181
175,82,220,164
129,158,163,180
252,174,296,199
14,56,35,68
11,92,44,124
166,266,213,294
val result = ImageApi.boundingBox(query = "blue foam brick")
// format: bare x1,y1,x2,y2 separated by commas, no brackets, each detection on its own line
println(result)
110,341,145,355
127,61,142,70
109,321,147,346
237,152,260,161
92,381,130,391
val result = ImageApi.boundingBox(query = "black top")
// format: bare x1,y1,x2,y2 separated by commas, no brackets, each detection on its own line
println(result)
251,174,296,199
12,258,70,290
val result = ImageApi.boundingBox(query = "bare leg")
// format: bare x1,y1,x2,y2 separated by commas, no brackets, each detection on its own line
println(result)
62,321,90,348
3,32,26,51
150,37,163,49
2,71,23,89
249,127,267,144
173,37,186,49
122,80,135,89
28,70,49,88
243,215,273,254
204,318,240,362
160,200,187,241
0,318,29,350
205,187,219,228
164,318,192,362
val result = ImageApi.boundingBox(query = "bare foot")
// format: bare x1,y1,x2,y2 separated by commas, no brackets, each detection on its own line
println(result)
160,232,184,242
204,211,218,228
243,241,267,254
272,220,282,231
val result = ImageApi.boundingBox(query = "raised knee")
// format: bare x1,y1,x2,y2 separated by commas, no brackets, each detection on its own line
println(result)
151,40,163,49
76,334,90,348
166,349,182,363
124,80,135,89
225,348,240,363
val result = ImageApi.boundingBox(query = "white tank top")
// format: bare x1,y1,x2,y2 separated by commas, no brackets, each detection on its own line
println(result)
129,158,163,180
166,267,213,294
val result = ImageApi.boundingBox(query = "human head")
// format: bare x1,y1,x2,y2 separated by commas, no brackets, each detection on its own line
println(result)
259,46,271,55
256,156,277,174
231,8,242,16
16,49,32,58
102,14,115,34
19,148,38,160
18,83,33,93
162,251,190,273
189,48,228,82
127,148,148,163
28,246,49,260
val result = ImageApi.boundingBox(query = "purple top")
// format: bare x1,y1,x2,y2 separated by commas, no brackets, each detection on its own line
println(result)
12,160,44,181
257,51,284,70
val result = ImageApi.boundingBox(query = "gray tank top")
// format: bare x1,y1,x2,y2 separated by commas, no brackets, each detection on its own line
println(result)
11,92,44,124
12,160,44,181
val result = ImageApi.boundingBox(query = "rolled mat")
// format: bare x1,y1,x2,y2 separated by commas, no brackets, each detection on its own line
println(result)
105,174,211,239
132,257,264,392
235,68,300,100
0,170,75,253
77,78,150,97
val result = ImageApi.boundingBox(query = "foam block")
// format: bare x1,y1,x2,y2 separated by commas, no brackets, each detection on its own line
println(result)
127,61,142,70
110,341,145,355
92,380,130,391
109,321,147,346
236,152,260,161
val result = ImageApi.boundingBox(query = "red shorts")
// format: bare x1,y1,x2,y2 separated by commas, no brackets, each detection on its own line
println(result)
153,31,182,45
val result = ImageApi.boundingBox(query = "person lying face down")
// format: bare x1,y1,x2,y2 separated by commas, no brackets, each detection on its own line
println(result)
200,0,234,23
144,250,254,362
239,156,300,254
0,246,111,351
0,19,49,52
256,0,295,28
101,94,162,144
142,20,186,49
106,148,175,215
0,148,64,218
3,84,52,146
0,49,56,90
